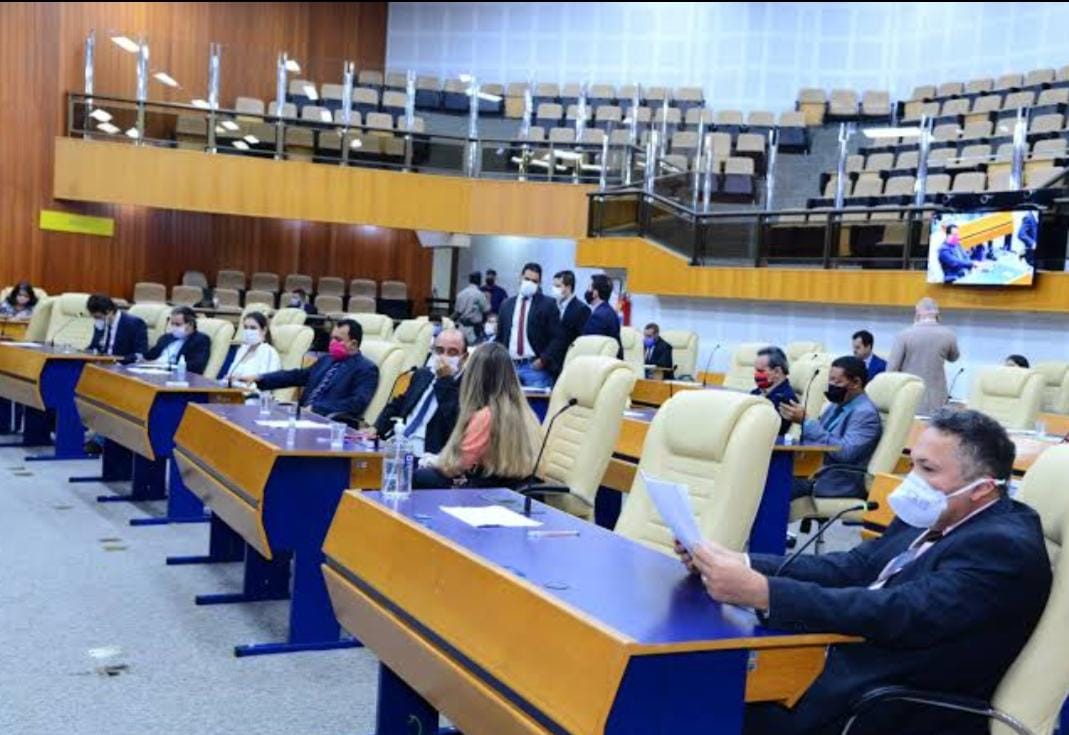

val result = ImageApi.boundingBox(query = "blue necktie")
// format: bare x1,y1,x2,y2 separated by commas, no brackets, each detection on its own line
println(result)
305,362,342,405
824,405,845,432
874,530,943,585
403,385,436,437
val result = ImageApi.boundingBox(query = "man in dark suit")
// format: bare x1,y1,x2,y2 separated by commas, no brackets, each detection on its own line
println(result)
642,322,674,379
254,318,378,420
677,409,1051,735
287,288,318,316
937,224,977,283
581,273,622,358
143,306,212,375
780,356,883,499
851,329,886,379
750,345,797,436
494,262,565,388
372,327,464,454
552,269,590,352
86,294,148,361
481,269,508,314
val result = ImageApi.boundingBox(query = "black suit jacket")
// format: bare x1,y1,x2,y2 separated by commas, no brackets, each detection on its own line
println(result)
747,496,1051,735
144,331,212,375
374,367,460,454
257,352,378,419
644,336,674,378
494,291,566,374
88,313,148,359
558,297,591,354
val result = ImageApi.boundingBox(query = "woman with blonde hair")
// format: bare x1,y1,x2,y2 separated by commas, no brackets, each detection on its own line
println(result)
414,342,542,488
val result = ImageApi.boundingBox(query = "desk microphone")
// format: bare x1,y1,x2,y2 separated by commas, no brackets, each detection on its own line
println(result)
701,344,722,387
945,368,965,405
798,368,822,429
49,317,80,349
775,501,877,576
521,398,578,515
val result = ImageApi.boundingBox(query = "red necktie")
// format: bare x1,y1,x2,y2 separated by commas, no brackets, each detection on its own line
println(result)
517,297,528,357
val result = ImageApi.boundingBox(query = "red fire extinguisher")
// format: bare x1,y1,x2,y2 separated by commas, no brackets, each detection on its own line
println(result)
618,290,632,326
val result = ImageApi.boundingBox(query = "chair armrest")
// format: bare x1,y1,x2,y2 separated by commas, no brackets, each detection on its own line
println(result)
517,482,592,515
842,686,1033,735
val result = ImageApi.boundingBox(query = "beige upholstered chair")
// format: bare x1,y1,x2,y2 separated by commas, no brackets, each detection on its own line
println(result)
968,367,1044,430
250,272,280,293
787,352,833,441
1034,362,1069,415
786,341,825,362
314,294,344,316
284,274,313,293
195,318,235,379
563,335,619,368
615,391,780,555
660,330,699,380
532,356,636,518
152,308,173,347
24,296,54,342
127,303,171,346
182,271,208,288
722,342,767,391
244,290,276,309
392,319,434,373
348,312,394,341
317,277,345,298
360,339,406,425
349,279,377,299
271,307,307,329
619,326,645,378
46,293,94,349
170,285,203,306
791,372,924,525
240,302,273,322
132,282,167,303
381,281,408,300
216,270,246,291
986,444,1069,735
269,325,314,403
347,295,377,314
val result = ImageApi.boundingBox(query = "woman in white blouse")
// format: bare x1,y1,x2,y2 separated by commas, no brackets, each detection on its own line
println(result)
224,312,281,389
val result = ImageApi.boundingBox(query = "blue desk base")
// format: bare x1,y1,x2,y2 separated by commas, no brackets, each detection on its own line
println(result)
70,440,133,484
748,451,794,556
24,361,93,461
167,514,246,565
129,459,208,526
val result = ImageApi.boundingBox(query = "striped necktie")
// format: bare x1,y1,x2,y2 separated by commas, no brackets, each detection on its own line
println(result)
873,529,943,585
305,361,343,405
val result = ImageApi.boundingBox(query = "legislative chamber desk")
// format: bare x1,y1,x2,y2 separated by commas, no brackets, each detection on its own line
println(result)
904,415,1069,474
73,364,243,524
323,489,852,735
0,343,115,459
172,403,382,656
604,406,837,555
0,318,29,342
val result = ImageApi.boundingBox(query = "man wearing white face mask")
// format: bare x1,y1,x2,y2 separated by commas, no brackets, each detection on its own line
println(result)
493,262,565,388
673,409,1050,735
86,294,148,362
223,312,281,389
143,306,212,375
370,328,466,455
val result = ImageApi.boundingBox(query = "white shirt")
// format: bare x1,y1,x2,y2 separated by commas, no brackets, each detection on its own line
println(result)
557,293,575,318
400,379,439,455
508,296,535,359
104,311,122,355
160,336,185,365
226,342,282,387
863,354,872,370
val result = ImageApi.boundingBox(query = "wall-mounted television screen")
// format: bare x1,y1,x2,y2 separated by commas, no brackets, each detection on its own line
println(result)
928,211,1038,286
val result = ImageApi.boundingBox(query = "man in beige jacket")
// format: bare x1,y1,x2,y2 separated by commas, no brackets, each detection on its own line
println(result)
888,297,960,414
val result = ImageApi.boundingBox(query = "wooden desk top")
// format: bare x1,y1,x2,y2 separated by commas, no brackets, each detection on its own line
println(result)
0,342,118,362
905,417,1064,473
84,363,242,394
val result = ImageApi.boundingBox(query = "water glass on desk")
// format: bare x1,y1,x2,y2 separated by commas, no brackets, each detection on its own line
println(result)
258,391,273,417
329,421,346,449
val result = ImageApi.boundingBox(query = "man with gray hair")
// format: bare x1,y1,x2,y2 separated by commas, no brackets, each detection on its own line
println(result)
750,345,797,436
888,297,960,414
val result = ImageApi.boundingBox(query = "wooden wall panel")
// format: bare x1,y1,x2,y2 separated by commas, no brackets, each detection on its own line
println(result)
0,2,432,308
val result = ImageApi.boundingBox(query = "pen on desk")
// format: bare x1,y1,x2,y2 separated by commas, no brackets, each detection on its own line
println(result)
527,529,580,539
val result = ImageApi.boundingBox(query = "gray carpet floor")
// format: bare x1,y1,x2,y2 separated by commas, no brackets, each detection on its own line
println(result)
0,446,379,735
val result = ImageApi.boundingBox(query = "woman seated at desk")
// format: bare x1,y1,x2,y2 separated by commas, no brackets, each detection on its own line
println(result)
414,342,541,489
224,312,281,389
0,281,38,319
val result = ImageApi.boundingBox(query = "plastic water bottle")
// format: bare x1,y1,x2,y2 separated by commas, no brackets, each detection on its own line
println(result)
175,355,187,382
382,424,413,502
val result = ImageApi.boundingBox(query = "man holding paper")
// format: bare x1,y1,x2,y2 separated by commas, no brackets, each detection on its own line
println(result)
672,410,1050,735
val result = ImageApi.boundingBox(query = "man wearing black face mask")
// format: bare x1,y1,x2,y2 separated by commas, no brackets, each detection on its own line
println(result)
780,355,882,500
580,273,622,358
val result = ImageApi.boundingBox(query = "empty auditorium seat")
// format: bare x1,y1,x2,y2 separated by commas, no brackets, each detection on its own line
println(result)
965,78,994,95
828,89,859,118
536,102,563,127
589,84,616,106
1035,87,1069,114
653,106,682,129
864,152,894,172
1025,68,1055,87
972,94,1003,114
723,157,755,198
910,85,937,100
320,83,344,111
314,294,343,315
357,70,383,87
352,87,379,115
925,173,952,195
381,280,407,300
284,127,315,161
777,111,808,151
674,87,704,110
284,274,313,294
1032,137,1067,159
684,108,715,128
1025,166,1060,188
895,150,920,170
346,295,376,313
548,127,576,144
534,83,560,106
994,73,1024,91
267,101,297,119
735,133,765,160
746,110,775,133
250,272,279,293
504,82,529,119
288,79,317,106
216,270,245,292
381,90,406,117
349,279,377,299
797,88,827,125
182,271,208,288
961,120,993,139
415,75,441,109
234,96,265,120
300,105,333,124
317,277,345,298
132,282,167,303
1002,90,1036,111
349,313,393,341
617,84,641,107
559,83,582,107
594,105,622,128
384,71,407,89
951,171,986,192
949,143,991,169
715,110,745,133
936,81,964,97
170,285,203,306
861,90,891,118
932,123,961,141
940,98,970,116
902,100,940,122
1030,114,1064,135
244,290,275,308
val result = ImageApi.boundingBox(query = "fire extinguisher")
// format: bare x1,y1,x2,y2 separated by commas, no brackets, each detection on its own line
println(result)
618,290,632,326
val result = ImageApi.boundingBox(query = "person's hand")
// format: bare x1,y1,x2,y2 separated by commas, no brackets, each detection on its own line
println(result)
434,358,455,379
364,427,378,440
532,357,545,371
418,453,439,469
674,540,699,575
692,541,769,609
778,399,805,425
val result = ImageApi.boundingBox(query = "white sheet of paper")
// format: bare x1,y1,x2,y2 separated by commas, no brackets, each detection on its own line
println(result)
440,505,543,528
640,470,702,552
254,419,329,430
126,367,172,375
623,410,648,418
3,342,43,348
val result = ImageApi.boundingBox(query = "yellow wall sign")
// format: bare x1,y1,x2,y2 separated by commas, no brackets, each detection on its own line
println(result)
39,209,114,237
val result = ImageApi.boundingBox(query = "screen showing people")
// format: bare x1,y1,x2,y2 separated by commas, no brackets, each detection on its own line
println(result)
927,210,1038,287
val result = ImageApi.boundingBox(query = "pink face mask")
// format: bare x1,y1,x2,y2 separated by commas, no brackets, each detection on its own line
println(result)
947,232,960,246
328,339,350,361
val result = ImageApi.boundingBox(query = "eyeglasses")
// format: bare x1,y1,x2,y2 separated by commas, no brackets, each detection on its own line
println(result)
433,346,464,357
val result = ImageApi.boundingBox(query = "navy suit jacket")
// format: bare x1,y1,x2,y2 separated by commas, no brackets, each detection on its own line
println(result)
866,354,887,379
938,242,974,282
144,331,212,375
88,313,148,359
748,496,1051,735
257,352,378,419
751,379,798,436
582,302,622,358
558,297,591,353
802,392,882,498
374,367,460,454
644,336,674,379
494,291,566,374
